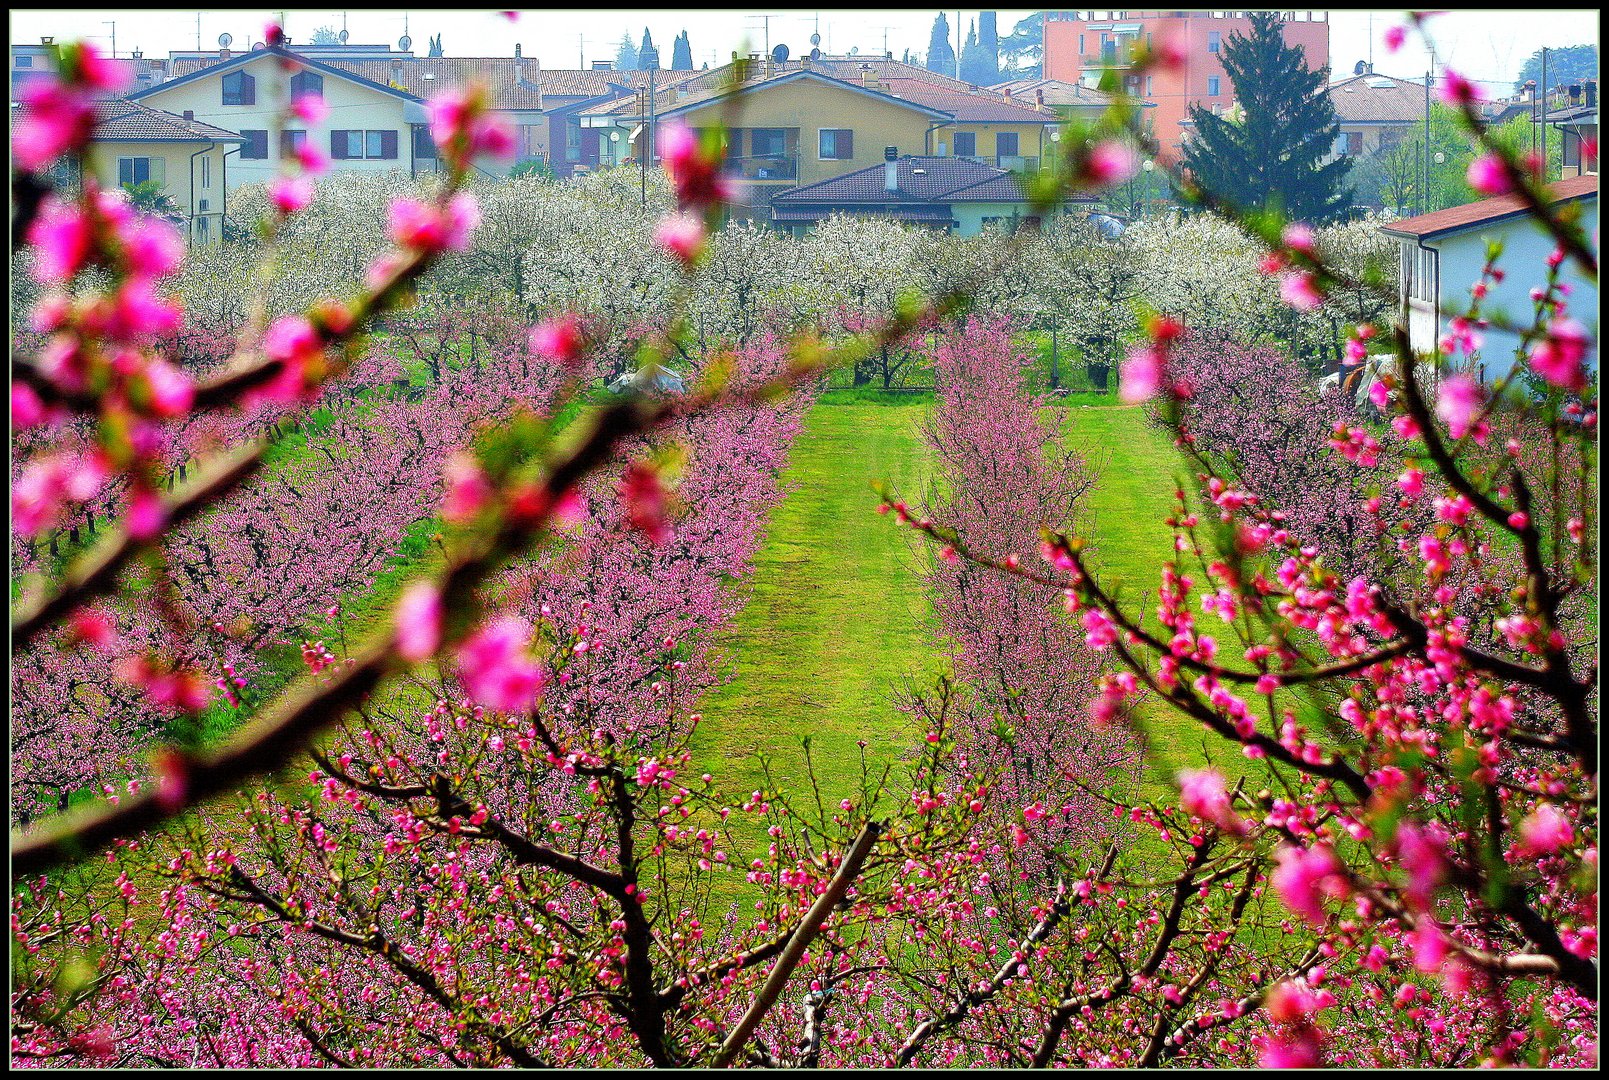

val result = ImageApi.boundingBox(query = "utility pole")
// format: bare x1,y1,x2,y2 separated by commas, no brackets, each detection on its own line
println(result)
196,13,202,49
103,20,116,58
640,44,659,207
955,10,962,80
1540,47,1549,175
1422,65,1432,215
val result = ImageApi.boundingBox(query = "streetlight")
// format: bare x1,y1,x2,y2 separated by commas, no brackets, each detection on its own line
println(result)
1141,158,1155,219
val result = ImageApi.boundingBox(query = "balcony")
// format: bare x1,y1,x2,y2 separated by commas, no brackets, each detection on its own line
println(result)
722,152,799,181
956,154,1042,173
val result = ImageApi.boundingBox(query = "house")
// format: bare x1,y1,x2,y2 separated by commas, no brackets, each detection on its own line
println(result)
1379,175,1598,380
1325,70,1426,161
768,154,1092,236
989,77,1136,123
88,100,242,244
1547,84,1598,178
577,56,1059,218
11,40,167,103
1042,10,1330,160
128,45,438,190
14,95,242,244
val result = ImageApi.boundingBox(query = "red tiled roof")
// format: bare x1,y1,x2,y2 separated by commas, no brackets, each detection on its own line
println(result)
14,98,242,141
1380,175,1599,239
1327,72,1427,125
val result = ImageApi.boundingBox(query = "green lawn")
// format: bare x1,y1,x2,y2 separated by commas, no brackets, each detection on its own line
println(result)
691,401,944,854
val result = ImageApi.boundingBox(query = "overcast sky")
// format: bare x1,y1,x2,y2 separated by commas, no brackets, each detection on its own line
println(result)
9,9,1601,95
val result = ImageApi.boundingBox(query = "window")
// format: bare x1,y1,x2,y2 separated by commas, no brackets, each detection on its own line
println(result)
289,70,323,99
1208,31,1222,54
1102,35,1117,63
200,154,211,189
751,128,786,157
195,215,210,243
1344,131,1362,156
1207,76,1221,96
413,126,438,160
16,55,33,68
331,130,399,160
280,129,307,158
222,70,256,105
240,129,269,159
996,132,1019,158
1146,75,1154,96
953,131,977,157
118,156,164,186
518,125,542,161
818,128,853,159
1079,33,1085,55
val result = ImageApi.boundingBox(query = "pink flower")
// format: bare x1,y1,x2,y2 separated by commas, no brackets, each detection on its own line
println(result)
12,382,50,430
125,486,167,540
619,462,672,546
1465,152,1512,196
1344,337,1368,364
1081,139,1138,187
143,358,195,418
457,616,546,712
27,198,95,283
530,313,587,369
1396,468,1425,498
441,454,493,523
1394,822,1448,912
1271,843,1347,925
1528,318,1591,390
1282,222,1317,257
395,582,443,662
1438,69,1481,107
1119,344,1164,403
1080,607,1118,650
658,123,732,209
289,93,330,125
269,175,314,214
1383,25,1407,53
1517,803,1574,855
427,87,517,165
1435,373,1482,438
655,213,707,265
388,194,481,253
1279,271,1323,312
295,141,330,176
67,608,119,650
255,315,325,404
1177,768,1249,835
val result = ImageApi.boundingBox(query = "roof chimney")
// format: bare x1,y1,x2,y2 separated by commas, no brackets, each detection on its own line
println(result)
1002,85,1012,98
1036,88,1045,106
884,145,899,194
183,109,194,120
1586,80,1597,108
515,43,522,59
592,59,613,70
391,58,404,84
220,46,230,61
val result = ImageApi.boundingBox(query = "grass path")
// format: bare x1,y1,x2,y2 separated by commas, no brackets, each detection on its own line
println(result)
691,401,943,838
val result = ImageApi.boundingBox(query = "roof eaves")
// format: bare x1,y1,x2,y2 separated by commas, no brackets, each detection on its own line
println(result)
659,68,951,121
131,44,424,104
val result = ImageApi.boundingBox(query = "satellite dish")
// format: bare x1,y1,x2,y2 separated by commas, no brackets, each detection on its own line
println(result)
338,29,350,44
771,43,789,63
810,32,821,46
251,42,265,51
848,46,858,56
810,47,821,60
399,34,412,52
218,32,233,48
1353,60,1366,76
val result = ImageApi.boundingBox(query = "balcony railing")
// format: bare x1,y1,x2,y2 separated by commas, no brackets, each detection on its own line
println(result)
721,153,799,180
957,154,1042,173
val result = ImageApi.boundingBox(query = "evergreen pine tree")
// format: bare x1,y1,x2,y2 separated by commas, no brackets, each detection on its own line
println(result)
639,29,659,69
926,14,957,75
671,31,693,71
615,33,639,72
1178,12,1353,223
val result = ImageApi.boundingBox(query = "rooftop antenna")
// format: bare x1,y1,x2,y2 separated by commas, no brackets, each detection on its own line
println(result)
196,13,201,49
745,14,780,59
103,20,115,58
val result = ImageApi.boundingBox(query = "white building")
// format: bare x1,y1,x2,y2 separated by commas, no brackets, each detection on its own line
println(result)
1380,175,1598,382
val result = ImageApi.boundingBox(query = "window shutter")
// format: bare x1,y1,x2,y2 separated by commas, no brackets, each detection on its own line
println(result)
380,130,399,159
330,130,350,160
242,130,268,159
149,157,165,184
841,130,852,159
242,72,256,105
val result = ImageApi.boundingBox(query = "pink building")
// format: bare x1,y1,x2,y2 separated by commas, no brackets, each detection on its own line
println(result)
1043,11,1331,160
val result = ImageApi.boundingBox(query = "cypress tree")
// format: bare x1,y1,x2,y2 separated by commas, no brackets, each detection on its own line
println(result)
671,31,693,71
639,28,659,69
926,13,957,75
1178,12,1353,223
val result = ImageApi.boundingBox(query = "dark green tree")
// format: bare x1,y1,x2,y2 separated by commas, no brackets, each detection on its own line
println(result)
998,12,1048,79
1178,11,1353,223
1515,44,1597,93
308,25,341,45
926,13,957,76
614,33,639,72
639,28,658,69
427,33,444,58
671,30,693,71
960,18,1000,85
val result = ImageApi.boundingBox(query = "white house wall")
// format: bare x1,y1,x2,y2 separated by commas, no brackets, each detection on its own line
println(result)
1428,200,1598,382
